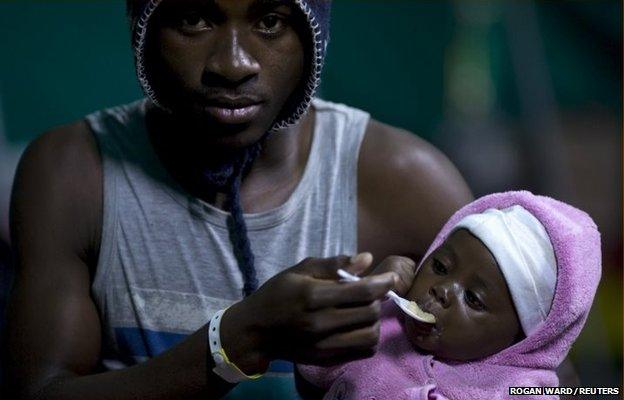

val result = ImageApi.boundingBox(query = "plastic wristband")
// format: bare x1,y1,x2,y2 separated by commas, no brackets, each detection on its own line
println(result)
208,308,264,383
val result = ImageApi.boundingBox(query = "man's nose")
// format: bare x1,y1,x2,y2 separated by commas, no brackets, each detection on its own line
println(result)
203,27,261,86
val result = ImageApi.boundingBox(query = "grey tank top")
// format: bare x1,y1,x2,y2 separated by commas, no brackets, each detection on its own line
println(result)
86,98,369,393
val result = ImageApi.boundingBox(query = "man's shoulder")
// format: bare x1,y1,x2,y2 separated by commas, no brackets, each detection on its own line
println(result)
31,97,147,156
12,119,102,243
357,119,473,259
22,119,100,176
16,117,102,206
359,118,471,201
362,120,446,175
8,117,103,275
83,99,148,134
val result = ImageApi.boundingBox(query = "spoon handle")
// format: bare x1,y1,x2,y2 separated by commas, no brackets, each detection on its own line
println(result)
385,290,402,302
337,269,397,299
336,268,361,282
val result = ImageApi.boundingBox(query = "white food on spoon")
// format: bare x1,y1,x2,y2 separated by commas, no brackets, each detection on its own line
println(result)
336,269,436,324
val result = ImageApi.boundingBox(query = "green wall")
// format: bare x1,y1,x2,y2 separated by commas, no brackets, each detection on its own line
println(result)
0,2,140,142
0,1,620,142
1,1,454,142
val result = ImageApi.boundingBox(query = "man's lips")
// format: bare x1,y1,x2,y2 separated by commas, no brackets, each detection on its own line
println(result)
203,104,262,125
200,96,265,125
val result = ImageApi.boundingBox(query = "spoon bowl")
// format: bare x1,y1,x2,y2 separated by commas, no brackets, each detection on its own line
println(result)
336,269,436,324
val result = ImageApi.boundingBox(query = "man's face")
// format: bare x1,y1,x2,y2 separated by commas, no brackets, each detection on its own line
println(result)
405,229,522,361
146,0,306,148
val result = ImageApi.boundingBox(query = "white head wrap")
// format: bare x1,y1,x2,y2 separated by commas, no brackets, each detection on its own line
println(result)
453,205,557,335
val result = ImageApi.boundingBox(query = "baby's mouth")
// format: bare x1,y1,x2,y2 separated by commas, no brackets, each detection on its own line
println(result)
416,300,441,330
416,300,434,318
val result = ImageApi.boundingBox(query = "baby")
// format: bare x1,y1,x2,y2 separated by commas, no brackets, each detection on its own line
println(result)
297,191,601,400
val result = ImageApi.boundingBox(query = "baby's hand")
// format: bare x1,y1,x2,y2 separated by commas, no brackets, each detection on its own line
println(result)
365,256,416,296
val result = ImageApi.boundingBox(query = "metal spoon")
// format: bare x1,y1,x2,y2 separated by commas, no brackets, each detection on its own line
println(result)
336,269,436,324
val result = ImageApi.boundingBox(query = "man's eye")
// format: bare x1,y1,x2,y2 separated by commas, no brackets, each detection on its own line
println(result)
465,290,485,310
432,259,448,275
256,14,286,34
178,13,211,33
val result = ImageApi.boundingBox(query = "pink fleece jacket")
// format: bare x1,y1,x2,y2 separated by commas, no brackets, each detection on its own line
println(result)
298,191,601,400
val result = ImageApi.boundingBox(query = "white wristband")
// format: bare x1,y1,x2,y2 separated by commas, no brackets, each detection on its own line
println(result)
208,308,264,383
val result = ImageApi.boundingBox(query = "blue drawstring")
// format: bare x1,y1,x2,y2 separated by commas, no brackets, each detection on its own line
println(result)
202,143,261,298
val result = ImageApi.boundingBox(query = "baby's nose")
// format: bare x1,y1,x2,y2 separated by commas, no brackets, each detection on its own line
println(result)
430,285,451,308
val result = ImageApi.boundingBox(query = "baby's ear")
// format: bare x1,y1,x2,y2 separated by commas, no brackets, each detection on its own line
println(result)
365,256,416,296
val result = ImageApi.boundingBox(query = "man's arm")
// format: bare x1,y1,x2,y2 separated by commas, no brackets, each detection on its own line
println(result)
358,119,473,261
6,123,105,398
5,124,234,400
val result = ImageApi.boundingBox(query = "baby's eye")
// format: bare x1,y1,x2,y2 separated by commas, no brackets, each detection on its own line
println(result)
256,14,287,34
464,290,485,311
432,259,448,275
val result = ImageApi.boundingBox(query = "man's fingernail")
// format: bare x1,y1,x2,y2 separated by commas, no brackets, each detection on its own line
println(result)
350,252,373,265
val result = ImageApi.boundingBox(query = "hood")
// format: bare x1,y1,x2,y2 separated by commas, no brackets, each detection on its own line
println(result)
424,191,602,399
125,0,333,297
126,0,331,130
421,190,601,371
297,192,602,399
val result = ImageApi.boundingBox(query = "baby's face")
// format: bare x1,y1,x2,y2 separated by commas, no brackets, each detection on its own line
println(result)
405,229,522,361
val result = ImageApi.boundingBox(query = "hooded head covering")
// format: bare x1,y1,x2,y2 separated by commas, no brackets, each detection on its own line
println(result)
126,0,331,130
422,191,602,398
125,0,332,297
453,205,558,336
298,191,602,400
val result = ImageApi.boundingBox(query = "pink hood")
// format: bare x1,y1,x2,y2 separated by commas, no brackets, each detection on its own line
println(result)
298,191,601,399
425,191,601,399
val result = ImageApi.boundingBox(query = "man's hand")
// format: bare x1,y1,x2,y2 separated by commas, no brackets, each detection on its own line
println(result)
220,254,397,373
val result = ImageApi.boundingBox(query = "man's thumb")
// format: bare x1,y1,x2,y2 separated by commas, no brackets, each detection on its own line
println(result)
344,252,374,276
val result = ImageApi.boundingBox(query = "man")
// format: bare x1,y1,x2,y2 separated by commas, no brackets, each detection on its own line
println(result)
5,0,472,399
